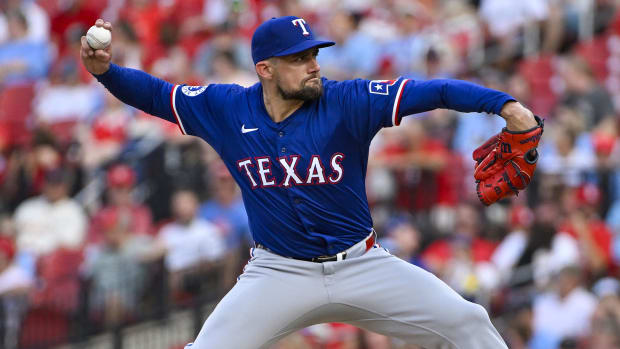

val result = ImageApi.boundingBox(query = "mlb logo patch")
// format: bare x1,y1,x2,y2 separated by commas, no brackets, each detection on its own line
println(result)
182,85,208,97
368,79,397,95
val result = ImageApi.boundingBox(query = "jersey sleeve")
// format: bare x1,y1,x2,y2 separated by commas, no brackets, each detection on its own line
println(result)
333,77,411,144
94,64,235,152
332,77,515,144
94,63,176,123
396,79,516,125
170,84,239,152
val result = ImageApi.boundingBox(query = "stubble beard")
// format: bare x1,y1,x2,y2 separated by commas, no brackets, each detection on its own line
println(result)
277,77,323,101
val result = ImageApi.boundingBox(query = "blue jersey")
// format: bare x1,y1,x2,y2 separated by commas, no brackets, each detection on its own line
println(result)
95,64,514,258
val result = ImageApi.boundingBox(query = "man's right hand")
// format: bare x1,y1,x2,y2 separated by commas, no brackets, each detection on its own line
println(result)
80,19,112,75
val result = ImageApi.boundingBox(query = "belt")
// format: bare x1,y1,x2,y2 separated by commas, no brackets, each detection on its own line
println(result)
255,229,377,263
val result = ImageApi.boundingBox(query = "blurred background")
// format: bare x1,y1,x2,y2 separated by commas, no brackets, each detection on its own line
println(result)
0,0,620,348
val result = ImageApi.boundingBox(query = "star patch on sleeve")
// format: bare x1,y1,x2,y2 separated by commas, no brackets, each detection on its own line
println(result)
368,79,397,95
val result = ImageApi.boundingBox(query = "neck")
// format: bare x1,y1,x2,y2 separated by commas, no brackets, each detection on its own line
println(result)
262,84,304,123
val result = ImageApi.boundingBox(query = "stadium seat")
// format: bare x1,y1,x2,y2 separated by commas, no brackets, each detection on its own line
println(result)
575,33,611,82
0,83,36,146
517,54,558,117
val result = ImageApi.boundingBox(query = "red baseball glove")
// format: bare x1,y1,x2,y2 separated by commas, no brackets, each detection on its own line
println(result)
473,116,544,205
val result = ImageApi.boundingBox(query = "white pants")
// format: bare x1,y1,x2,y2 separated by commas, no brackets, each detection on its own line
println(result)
188,246,508,349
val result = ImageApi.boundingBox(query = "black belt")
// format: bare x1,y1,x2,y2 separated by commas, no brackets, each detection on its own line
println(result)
255,230,377,263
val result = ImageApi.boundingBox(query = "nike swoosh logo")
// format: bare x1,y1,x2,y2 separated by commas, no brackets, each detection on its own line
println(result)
241,124,259,133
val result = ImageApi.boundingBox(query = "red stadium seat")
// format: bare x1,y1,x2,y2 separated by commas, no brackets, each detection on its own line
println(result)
575,33,611,82
19,308,71,348
0,83,36,146
518,54,558,116
19,249,84,347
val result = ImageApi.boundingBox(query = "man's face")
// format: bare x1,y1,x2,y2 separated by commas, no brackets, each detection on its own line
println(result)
271,48,322,101
43,182,68,202
172,191,198,223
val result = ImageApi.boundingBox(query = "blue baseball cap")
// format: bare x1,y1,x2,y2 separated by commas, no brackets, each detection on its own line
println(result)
251,16,335,64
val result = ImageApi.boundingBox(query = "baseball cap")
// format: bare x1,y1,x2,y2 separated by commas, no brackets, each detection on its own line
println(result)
251,16,335,64
575,183,601,207
107,164,136,188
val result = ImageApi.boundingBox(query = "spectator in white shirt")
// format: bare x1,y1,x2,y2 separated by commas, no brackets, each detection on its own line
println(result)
13,168,87,272
157,189,226,300
531,265,598,349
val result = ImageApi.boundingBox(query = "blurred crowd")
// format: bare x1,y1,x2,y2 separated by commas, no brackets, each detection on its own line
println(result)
1,0,620,348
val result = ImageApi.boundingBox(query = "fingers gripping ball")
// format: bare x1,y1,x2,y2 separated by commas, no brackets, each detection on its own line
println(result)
86,25,111,50
473,116,544,206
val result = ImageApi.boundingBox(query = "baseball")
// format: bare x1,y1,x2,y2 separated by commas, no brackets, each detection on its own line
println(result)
86,25,111,50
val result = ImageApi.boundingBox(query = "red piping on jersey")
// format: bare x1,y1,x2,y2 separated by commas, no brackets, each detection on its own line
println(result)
393,79,410,126
170,85,186,135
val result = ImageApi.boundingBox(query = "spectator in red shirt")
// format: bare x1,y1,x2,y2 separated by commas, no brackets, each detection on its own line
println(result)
50,0,100,55
422,203,498,297
88,164,153,245
559,184,614,277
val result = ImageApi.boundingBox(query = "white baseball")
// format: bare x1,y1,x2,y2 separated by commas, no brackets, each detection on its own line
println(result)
86,25,111,50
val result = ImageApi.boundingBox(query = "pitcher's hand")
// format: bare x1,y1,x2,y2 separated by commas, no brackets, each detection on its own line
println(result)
80,19,112,75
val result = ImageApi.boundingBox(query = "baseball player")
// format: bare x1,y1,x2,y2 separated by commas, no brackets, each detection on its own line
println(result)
81,16,543,349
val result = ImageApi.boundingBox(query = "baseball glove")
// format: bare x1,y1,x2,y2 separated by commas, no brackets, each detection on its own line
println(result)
473,116,544,206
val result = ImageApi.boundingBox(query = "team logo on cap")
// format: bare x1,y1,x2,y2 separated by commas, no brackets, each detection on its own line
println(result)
292,18,310,36
181,85,207,97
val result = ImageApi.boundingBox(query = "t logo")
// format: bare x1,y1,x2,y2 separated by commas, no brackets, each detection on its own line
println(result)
292,18,310,36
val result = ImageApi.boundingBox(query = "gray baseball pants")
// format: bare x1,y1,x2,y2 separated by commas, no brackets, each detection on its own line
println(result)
186,238,508,349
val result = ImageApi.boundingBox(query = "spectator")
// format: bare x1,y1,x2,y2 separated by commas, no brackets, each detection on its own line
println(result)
558,55,615,130
0,236,33,349
383,217,425,269
384,3,433,78
372,119,458,213
0,0,50,43
79,91,133,170
490,203,580,289
143,138,211,222
421,203,497,297
0,9,51,86
88,164,153,245
531,266,598,349
117,0,168,68
538,124,596,187
158,189,226,300
205,49,257,87
480,0,550,40
479,0,550,64
588,278,620,349
490,205,536,288
13,168,87,273
503,300,535,349
557,186,615,279
590,118,619,217
0,129,63,212
82,209,153,327
50,0,100,55
106,20,143,70
151,46,199,85
193,26,255,80
199,162,249,251
318,10,380,79
33,56,103,127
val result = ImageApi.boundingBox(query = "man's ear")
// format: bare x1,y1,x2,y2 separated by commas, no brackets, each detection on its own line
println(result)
256,61,274,80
